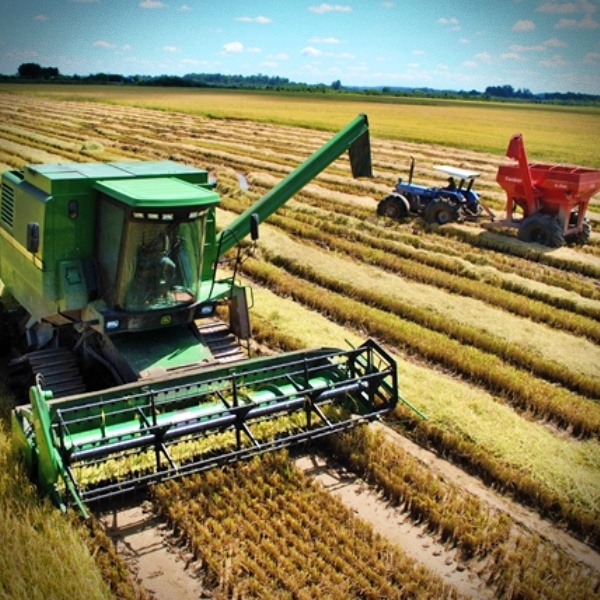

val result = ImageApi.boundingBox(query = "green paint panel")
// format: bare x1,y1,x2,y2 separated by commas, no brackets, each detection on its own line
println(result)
94,177,219,209
111,327,213,374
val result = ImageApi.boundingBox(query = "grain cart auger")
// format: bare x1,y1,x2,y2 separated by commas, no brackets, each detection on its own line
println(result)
486,133,600,247
1,114,404,512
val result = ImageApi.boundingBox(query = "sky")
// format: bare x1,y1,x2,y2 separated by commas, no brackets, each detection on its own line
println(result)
0,1,599,94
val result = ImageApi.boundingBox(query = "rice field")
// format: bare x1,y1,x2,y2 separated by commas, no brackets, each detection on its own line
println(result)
0,85,599,599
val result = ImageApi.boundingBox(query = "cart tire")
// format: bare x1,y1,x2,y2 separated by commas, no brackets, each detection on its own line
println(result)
424,197,460,225
377,195,409,220
517,214,565,247
566,220,591,246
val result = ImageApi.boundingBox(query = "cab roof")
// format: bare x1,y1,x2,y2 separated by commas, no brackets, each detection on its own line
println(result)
94,176,219,209
433,165,480,180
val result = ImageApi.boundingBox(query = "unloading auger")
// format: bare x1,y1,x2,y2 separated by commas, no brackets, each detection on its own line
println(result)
1,114,407,512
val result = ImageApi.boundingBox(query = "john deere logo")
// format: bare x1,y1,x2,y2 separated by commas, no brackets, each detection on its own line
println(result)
160,315,172,325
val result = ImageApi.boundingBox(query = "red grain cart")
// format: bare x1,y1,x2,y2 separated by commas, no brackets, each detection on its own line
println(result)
488,133,600,247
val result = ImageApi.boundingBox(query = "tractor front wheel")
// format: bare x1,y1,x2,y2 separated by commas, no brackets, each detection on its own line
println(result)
517,213,565,247
377,195,408,220
424,197,460,225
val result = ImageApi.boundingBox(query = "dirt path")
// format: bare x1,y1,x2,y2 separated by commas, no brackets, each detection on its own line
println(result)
99,502,207,600
96,416,597,599
295,453,494,599
371,422,600,572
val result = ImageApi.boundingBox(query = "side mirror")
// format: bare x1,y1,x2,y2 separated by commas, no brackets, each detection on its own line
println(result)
250,213,260,241
27,222,40,253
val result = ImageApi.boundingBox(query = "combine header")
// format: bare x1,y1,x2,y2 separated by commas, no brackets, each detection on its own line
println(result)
1,114,403,512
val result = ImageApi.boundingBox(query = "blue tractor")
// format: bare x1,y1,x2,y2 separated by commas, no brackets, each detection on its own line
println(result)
377,158,484,225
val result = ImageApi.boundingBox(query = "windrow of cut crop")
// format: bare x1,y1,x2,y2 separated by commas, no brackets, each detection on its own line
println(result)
247,312,600,549
220,194,600,342
242,175,600,301
266,251,600,400
440,226,600,280
323,427,512,558
277,204,600,331
241,258,600,438
152,452,460,599
323,428,600,600
487,532,600,600
388,406,600,549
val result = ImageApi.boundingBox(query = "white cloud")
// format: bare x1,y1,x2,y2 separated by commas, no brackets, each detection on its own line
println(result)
462,60,478,68
301,46,323,56
221,42,260,54
268,53,290,60
382,1,394,7
538,0,597,14
543,37,567,47
511,43,546,51
222,41,244,54
35,14,49,21
236,16,272,24
460,38,469,44
260,61,278,68
540,54,569,66
179,4,191,11
500,52,524,60
139,1,166,8
412,50,425,55
583,51,600,63
309,4,352,14
162,46,179,53
407,62,419,69
475,51,492,62
556,14,599,27
337,52,355,59
438,17,459,25
310,36,342,43
94,40,117,49
536,2,578,13
121,45,133,51
68,0,100,3
512,20,536,31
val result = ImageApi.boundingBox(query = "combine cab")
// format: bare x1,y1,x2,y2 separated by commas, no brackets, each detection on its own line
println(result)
0,114,405,512
488,133,600,247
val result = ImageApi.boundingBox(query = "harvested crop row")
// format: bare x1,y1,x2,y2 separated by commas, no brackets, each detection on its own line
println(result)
153,451,461,599
241,257,600,437
248,310,600,549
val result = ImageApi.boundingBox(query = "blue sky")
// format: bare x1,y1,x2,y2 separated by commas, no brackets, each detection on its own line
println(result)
0,1,599,94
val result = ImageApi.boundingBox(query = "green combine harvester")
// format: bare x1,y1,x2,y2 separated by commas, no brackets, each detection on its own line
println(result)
0,115,402,514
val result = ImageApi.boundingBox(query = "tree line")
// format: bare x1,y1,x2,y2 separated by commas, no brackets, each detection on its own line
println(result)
4,62,599,105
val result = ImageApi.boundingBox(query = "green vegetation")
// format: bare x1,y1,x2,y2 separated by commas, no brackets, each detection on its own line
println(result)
1,83,598,165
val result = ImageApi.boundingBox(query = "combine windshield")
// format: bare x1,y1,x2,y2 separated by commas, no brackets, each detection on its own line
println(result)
120,212,204,311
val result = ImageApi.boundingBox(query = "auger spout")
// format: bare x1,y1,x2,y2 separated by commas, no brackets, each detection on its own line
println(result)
216,113,371,257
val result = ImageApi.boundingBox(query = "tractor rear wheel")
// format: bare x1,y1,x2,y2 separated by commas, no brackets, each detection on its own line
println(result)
424,197,460,225
377,195,408,220
517,213,565,247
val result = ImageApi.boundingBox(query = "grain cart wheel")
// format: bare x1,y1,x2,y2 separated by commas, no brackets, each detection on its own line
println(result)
565,214,592,246
517,213,565,247
377,195,409,220
424,197,460,225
